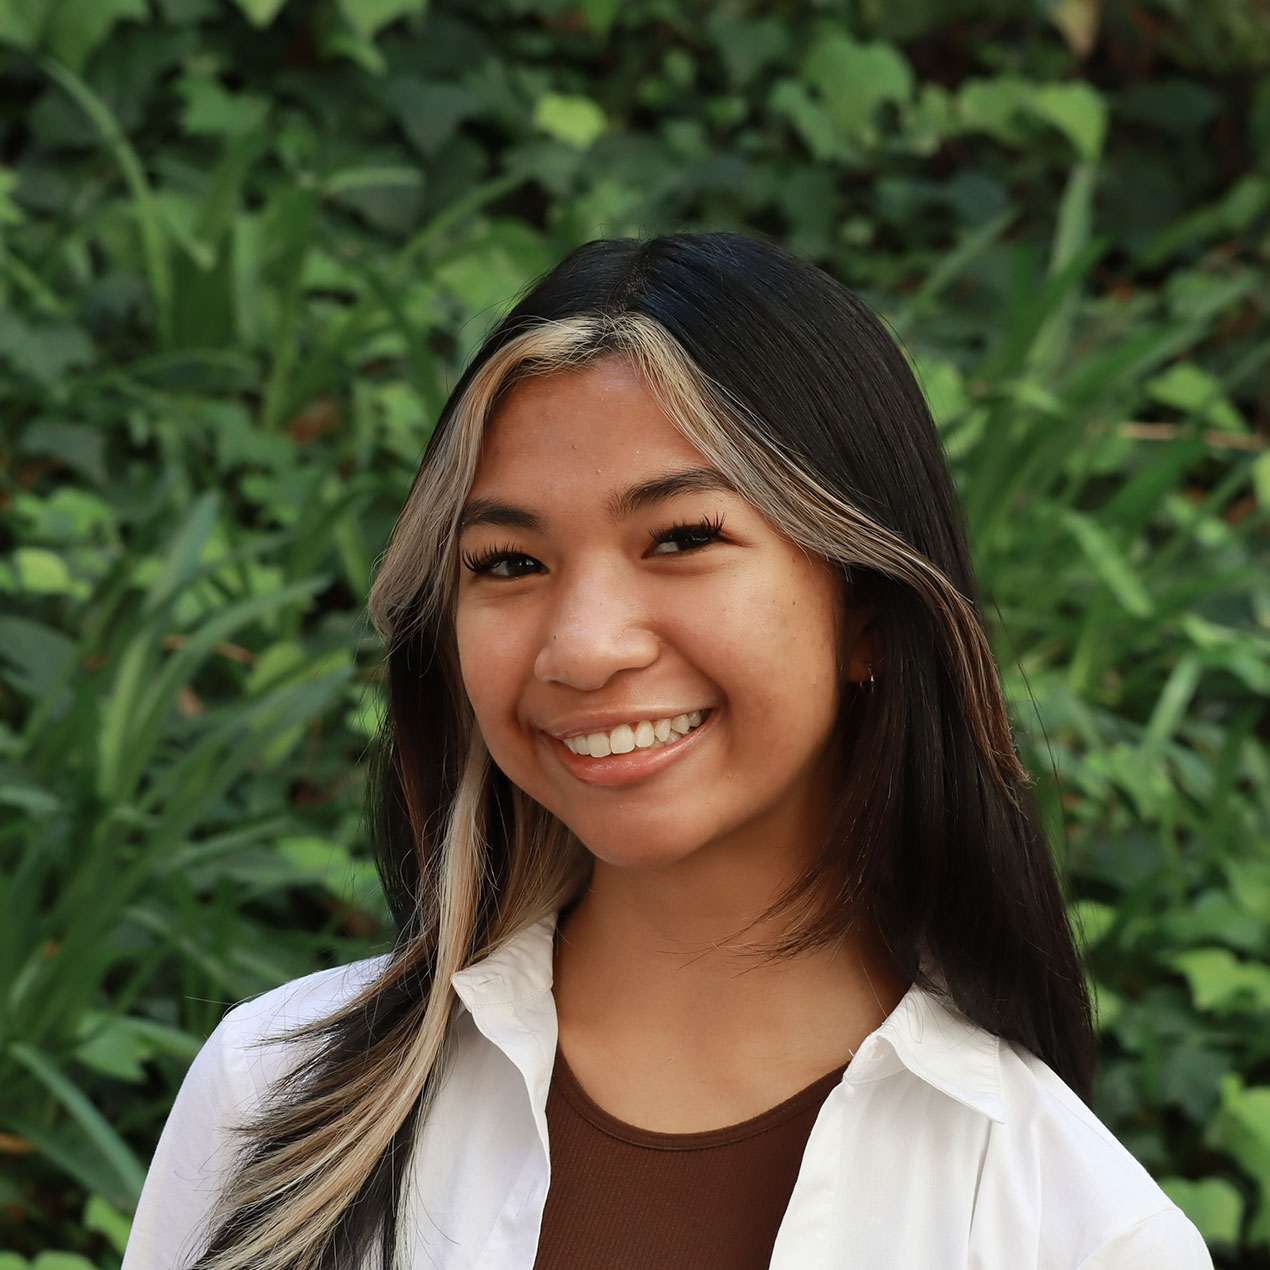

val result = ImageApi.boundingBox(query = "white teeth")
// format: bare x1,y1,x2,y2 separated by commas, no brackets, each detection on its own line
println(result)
559,711,708,758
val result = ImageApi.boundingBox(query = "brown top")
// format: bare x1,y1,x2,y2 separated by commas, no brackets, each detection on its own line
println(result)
533,1049,849,1269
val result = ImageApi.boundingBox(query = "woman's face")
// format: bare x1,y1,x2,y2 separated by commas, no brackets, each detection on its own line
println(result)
454,357,870,875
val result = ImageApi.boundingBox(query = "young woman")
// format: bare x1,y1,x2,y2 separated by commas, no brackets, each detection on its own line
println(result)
123,233,1211,1270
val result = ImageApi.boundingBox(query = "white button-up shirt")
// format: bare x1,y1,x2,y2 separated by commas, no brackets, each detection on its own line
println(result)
124,916,1212,1269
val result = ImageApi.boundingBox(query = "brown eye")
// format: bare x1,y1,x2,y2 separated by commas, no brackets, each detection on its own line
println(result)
461,548,543,578
648,515,726,555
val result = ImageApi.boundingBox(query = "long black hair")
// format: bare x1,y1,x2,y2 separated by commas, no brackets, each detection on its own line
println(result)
193,232,1094,1270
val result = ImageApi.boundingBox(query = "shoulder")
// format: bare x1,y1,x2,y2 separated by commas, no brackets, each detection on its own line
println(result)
208,954,392,1093
121,955,390,1270
230,954,391,1029
980,1042,1211,1269
843,987,1211,1269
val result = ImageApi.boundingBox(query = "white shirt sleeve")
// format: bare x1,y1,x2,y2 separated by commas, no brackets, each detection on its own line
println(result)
1076,1207,1216,1270
121,1011,263,1270
121,959,387,1270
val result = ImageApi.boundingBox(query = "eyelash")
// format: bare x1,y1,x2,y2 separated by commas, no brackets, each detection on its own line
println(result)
460,515,727,578
460,542,537,578
648,513,726,554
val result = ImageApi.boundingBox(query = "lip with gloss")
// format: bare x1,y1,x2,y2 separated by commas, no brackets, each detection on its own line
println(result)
542,709,713,787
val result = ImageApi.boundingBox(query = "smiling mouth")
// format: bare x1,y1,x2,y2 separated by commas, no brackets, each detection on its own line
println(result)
558,710,709,758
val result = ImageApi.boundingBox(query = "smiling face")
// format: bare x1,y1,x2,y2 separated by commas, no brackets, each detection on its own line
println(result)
454,356,871,877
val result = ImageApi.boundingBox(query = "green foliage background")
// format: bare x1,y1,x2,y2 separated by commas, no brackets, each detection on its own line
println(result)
1,0,1268,1264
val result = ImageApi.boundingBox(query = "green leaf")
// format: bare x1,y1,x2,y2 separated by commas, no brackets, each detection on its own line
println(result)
337,0,426,38
1060,511,1155,618
802,34,914,143
0,313,95,384
1031,82,1107,161
1141,175,1270,266
244,640,308,695
141,491,221,613
0,0,46,48
30,1256,100,1270
42,0,148,73
770,80,840,161
1147,362,1248,433
0,779,61,817
0,617,77,701
15,488,115,541
1089,982,1124,1031
1171,948,1270,1015
19,421,107,485
277,836,381,906
71,1012,203,1085
892,208,1016,339
74,1013,154,1083
177,71,270,137
1141,654,1202,752
706,12,790,85
1071,898,1116,948
1254,450,1270,512
533,92,607,150
13,547,81,597
1046,0,1101,57
577,0,621,35
1158,1178,1242,1248
84,1195,132,1255
347,681,387,739
957,76,1033,145
432,220,553,319
1227,860,1270,923
386,78,482,158
1179,616,1270,694
41,57,174,346
9,1043,146,1204
0,166,24,225
1207,1075,1270,1233
322,26,386,74
229,0,289,25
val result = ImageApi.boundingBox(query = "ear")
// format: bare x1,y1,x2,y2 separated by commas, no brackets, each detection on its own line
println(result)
839,604,875,685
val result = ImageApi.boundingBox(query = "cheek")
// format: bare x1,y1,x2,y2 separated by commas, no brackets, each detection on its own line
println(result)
679,568,842,744
455,606,531,734
741,571,844,734
742,567,842,679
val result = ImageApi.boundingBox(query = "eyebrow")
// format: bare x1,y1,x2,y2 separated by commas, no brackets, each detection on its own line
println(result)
457,499,545,535
457,466,735,534
606,467,735,519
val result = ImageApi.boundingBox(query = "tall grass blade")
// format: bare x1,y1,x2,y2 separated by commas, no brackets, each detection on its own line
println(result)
9,1043,146,1205
40,58,174,347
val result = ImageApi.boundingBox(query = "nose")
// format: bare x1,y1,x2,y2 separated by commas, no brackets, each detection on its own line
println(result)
533,564,659,691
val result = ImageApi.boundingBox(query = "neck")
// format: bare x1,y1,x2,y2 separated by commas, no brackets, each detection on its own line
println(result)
552,847,909,1083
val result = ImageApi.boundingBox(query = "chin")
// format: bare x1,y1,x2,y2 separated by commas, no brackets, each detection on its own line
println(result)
567,805,768,877
581,840,703,873
563,824,697,871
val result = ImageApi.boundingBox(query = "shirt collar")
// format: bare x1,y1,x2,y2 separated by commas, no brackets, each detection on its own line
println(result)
847,982,1006,1123
450,912,1006,1125
450,914,557,1011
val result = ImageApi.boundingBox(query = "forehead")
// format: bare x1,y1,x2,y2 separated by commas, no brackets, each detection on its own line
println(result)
469,358,710,498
